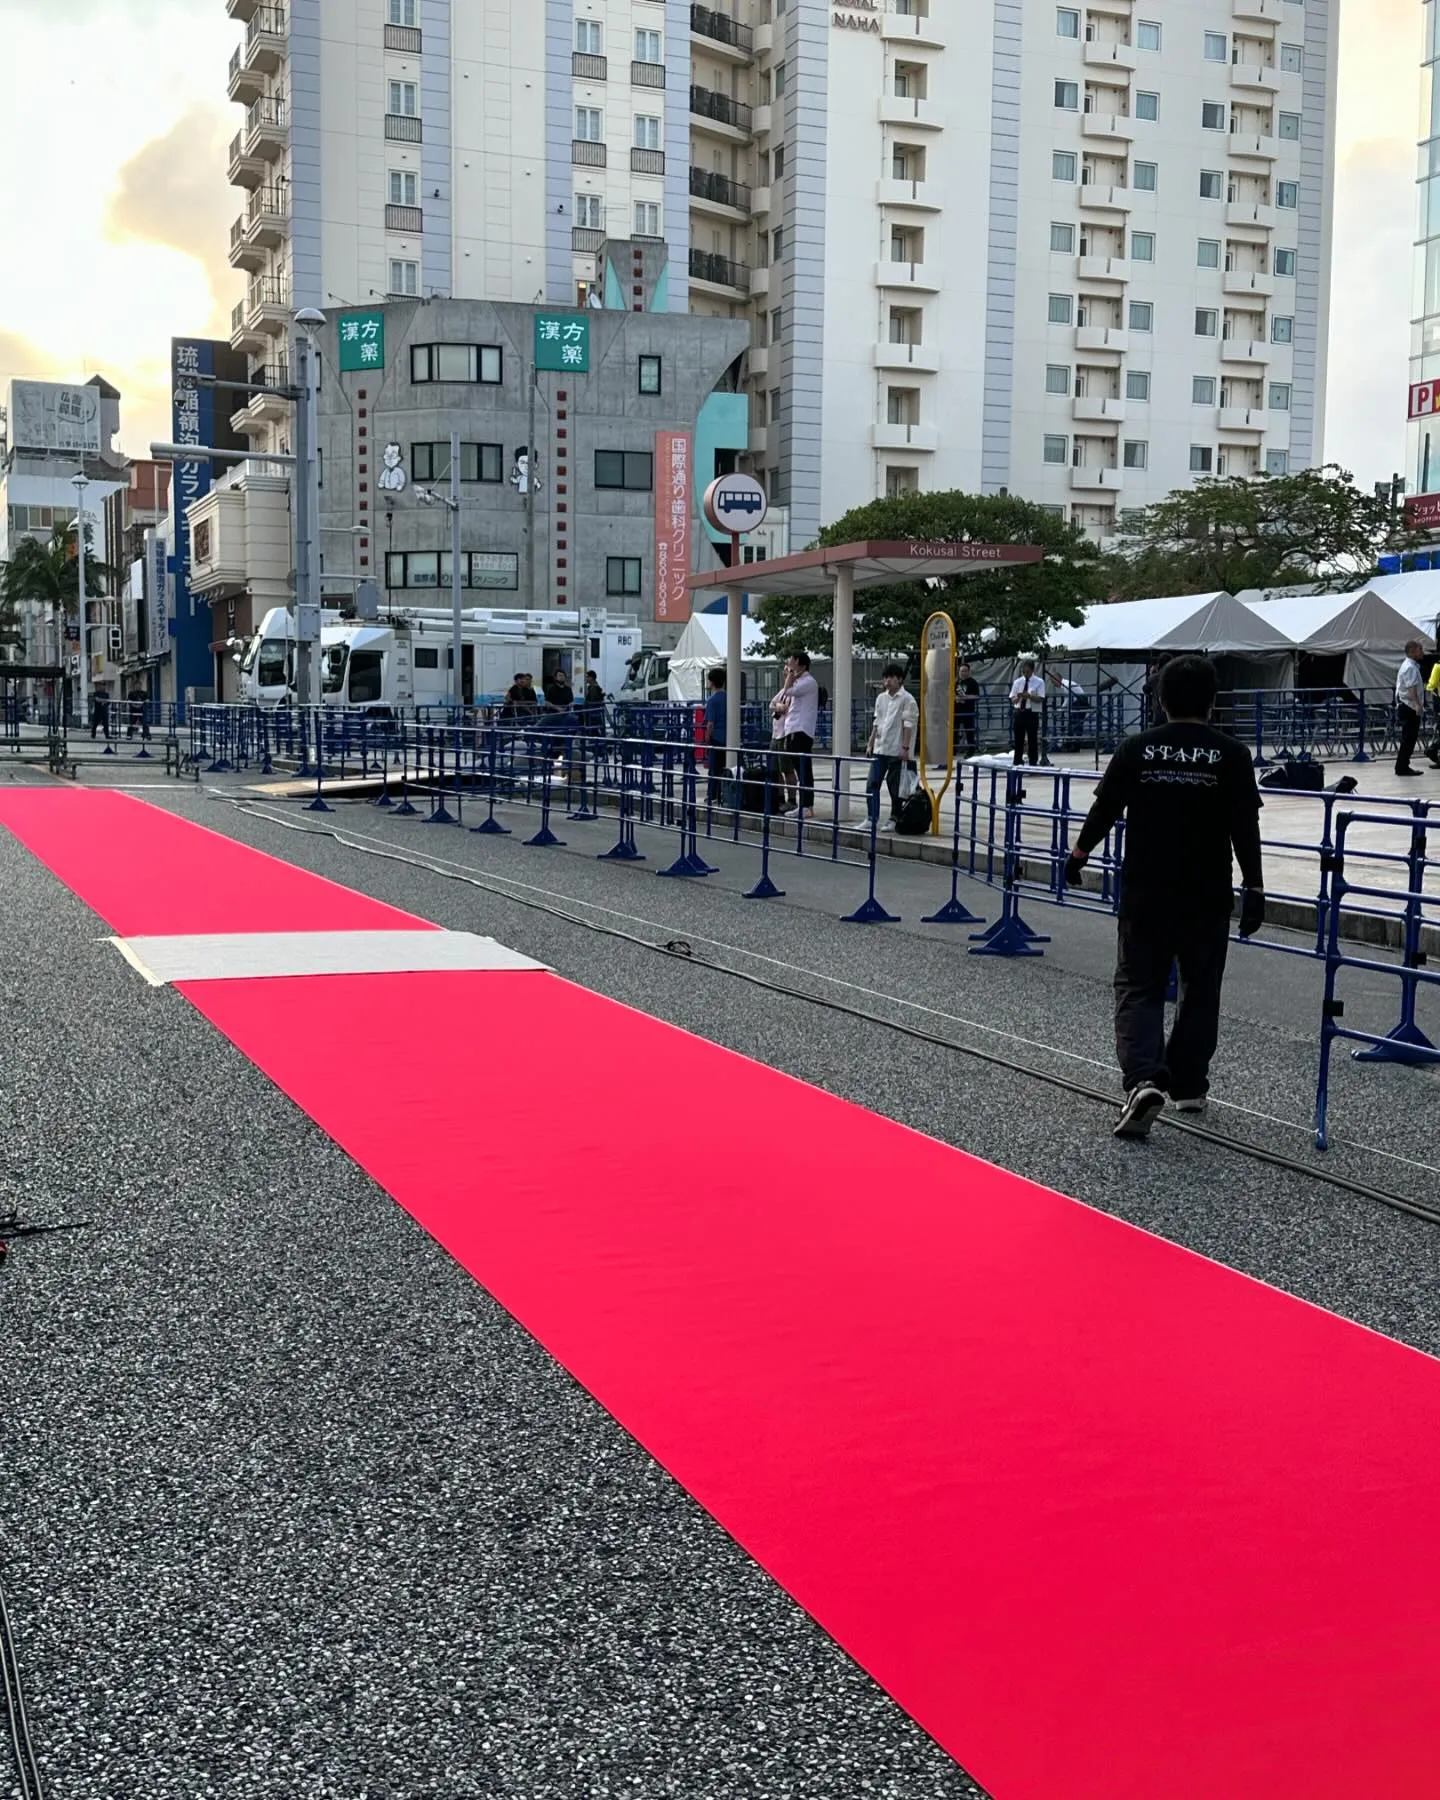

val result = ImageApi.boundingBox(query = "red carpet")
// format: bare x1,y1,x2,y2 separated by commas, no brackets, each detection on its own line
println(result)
7,789,1440,1798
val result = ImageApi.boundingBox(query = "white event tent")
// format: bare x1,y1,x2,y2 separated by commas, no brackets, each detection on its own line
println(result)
1243,589,1436,693
1048,592,1293,686
666,610,771,701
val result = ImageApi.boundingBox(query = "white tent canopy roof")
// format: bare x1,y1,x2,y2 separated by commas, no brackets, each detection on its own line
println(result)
670,611,770,663
1244,590,1436,653
1347,572,1440,640
1049,592,1291,656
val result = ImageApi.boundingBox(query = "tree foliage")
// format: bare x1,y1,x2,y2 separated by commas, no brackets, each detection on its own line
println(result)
1100,464,1421,599
755,491,1105,660
0,523,110,658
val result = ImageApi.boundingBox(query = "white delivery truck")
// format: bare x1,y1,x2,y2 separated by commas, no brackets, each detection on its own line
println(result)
237,606,648,709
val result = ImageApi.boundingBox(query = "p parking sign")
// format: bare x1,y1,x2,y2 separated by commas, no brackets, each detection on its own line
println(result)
338,310,385,372
534,313,590,372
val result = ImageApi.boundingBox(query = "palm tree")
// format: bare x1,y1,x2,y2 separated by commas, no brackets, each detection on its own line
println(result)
0,522,112,664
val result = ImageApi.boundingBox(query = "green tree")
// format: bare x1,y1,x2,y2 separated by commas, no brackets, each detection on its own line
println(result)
0,522,110,661
1100,464,1421,599
755,491,1105,659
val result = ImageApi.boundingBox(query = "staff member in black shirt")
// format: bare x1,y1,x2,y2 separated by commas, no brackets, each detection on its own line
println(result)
954,661,981,756
1065,654,1265,1139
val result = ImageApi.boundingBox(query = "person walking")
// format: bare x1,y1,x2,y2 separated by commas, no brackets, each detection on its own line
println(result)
1064,654,1265,1140
89,687,110,741
1395,639,1427,777
955,661,981,756
780,650,820,819
1009,657,1045,766
866,662,919,831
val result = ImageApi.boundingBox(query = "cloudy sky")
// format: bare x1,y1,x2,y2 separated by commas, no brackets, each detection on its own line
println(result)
0,0,1419,483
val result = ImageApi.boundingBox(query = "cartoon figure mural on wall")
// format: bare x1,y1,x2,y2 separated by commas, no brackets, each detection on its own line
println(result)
510,447,542,495
377,443,408,492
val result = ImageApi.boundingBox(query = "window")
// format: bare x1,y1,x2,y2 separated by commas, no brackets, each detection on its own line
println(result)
1137,20,1161,50
634,27,662,60
575,106,603,140
389,258,419,295
1202,101,1226,130
1204,30,1228,60
1056,6,1079,35
414,647,440,670
633,114,660,150
1123,439,1149,469
1048,293,1074,323
389,169,418,207
1053,150,1078,181
389,80,418,116
1126,369,1151,401
606,557,643,596
411,343,503,383
1045,364,1071,395
1055,80,1079,110
1195,308,1218,336
575,192,603,229
638,355,662,395
1278,110,1301,140
1269,382,1292,409
773,143,786,177
1277,180,1299,209
1274,247,1296,276
773,59,786,94
886,387,919,425
1135,91,1159,121
1280,42,1303,72
634,201,661,236
1272,314,1294,343
1043,435,1069,465
1050,221,1076,253
1133,160,1157,192
772,224,786,258
575,18,602,51
1131,231,1155,261
1197,238,1221,268
885,466,920,498
1199,169,1223,199
1190,445,1214,472
412,443,504,483
388,0,416,22
1129,300,1153,331
1265,449,1290,476
594,449,654,489
1192,375,1217,405
770,306,784,341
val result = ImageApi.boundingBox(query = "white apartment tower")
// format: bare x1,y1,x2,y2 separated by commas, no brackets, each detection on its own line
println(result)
223,0,1337,544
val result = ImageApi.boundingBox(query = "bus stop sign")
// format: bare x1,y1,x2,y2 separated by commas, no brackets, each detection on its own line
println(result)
703,474,768,537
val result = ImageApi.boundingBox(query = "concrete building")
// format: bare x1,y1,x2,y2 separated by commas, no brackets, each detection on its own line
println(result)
222,0,1335,553
104,460,172,696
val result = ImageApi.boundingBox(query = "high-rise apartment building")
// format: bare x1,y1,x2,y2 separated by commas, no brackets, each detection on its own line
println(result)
224,0,1336,548
1409,0,1440,514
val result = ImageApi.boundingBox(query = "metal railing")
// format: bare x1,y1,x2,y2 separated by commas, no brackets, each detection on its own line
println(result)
690,5,754,52
689,167,751,211
689,85,752,131
689,248,750,291
385,112,423,142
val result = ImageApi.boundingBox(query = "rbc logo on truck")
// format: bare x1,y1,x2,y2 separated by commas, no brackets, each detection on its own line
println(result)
703,474,769,537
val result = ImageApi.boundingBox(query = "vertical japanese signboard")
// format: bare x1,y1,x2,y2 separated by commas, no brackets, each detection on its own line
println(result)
654,430,692,624
533,313,591,372
338,310,386,372
170,338,215,698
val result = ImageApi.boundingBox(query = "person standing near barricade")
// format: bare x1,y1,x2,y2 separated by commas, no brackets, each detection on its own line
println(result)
1064,654,1266,1140
583,669,606,734
780,650,820,820
1424,653,1440,768
866,663,918,832
1394,639,1427,778
703,666,727,790
955,661,981,757
1009,657,1045,766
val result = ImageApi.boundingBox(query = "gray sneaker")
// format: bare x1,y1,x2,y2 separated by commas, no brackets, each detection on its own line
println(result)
1114,1083,1166,1139
1170,1095,1208,1115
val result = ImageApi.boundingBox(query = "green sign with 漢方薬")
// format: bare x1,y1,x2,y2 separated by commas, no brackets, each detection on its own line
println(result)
338,310,385,371
533,313,590,372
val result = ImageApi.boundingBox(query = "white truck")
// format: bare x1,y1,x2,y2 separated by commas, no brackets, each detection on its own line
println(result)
237,605,653,709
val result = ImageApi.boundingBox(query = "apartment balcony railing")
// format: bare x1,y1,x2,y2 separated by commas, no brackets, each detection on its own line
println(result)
573,139,607,165
572,51,608,77
630,146,666,173
689,85,752,133
384,22,422,51
245,4,288,72
244,95,289,158
689,167,751,212
688,248,750,292
385,203,424,233
247,275,293,313
228,44,264,103
572,226,606,253
690,5,754,53
632,59,666,86
385,112,423,142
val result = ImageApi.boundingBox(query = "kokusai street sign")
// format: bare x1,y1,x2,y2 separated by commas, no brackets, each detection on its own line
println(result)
703,473,768,536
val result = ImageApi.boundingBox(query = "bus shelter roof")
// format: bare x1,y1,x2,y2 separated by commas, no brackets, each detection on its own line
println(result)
687,540,1044,598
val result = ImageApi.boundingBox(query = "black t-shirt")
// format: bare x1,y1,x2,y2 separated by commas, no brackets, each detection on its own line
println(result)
1077,722,1262,916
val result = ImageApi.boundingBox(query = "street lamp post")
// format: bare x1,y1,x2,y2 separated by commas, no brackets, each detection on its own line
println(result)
70,471,90,731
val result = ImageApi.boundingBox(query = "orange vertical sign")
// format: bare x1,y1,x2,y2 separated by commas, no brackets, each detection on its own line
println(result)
654,430,692,624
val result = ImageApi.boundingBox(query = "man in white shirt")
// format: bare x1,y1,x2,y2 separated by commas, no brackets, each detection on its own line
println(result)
776,650,820,818
866,662,919,830
1395,639,1427,778
1009,657,1046,766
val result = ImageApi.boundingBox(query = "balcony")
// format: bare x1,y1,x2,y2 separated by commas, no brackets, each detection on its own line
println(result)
230,363,292,435
1230,61,1280,94
1219,337,1272,365
1077,254,1129,283
1078,182,1134,213
244,95,289,160
1073,395,1126,427
753,20,773,52
1217,406,1266,433
240,183,289,250
385,202,424,234
228,45,264,105
229,214,265,272
874,259,941,292
1084,40,1138,78
690,5,754,56
1075,324,1129,353
244,275,292,339
1223,266,1274,299
689,167,751,215
1085,0,1134,13
385,112,423,143
878,94,941,130
875,340,941,374
228,129,265,187
1081,110,1135,142
748,264,771,298
871,421,938,452
690,85,752,137
243,5,287,75
572,138,607,166
747,345,770,379
1228,130,1279,161
230,298,265,354
571,226,605,254
752,103,773,135
1226,199,1279,233
632,58,666,87
226,0,261,18
631,146,665,174
572,51,608,78
1070,464,1124,491
748,424,770,456
881,10,946,49
1232,0,1283,21
689,248,750,295
750,183,773,215
877,176,940,211
384,22,422,50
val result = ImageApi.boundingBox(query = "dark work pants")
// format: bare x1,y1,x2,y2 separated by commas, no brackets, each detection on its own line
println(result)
785,731,814,810
1396,704,1421,773
1012,710,1038,765
1114,910,1230,1098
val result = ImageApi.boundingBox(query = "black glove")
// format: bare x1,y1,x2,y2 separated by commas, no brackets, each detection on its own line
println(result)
1238,888,1265,939
1063,852,1087,889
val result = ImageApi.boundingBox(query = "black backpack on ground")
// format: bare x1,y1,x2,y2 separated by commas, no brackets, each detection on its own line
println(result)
895,789,933,835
